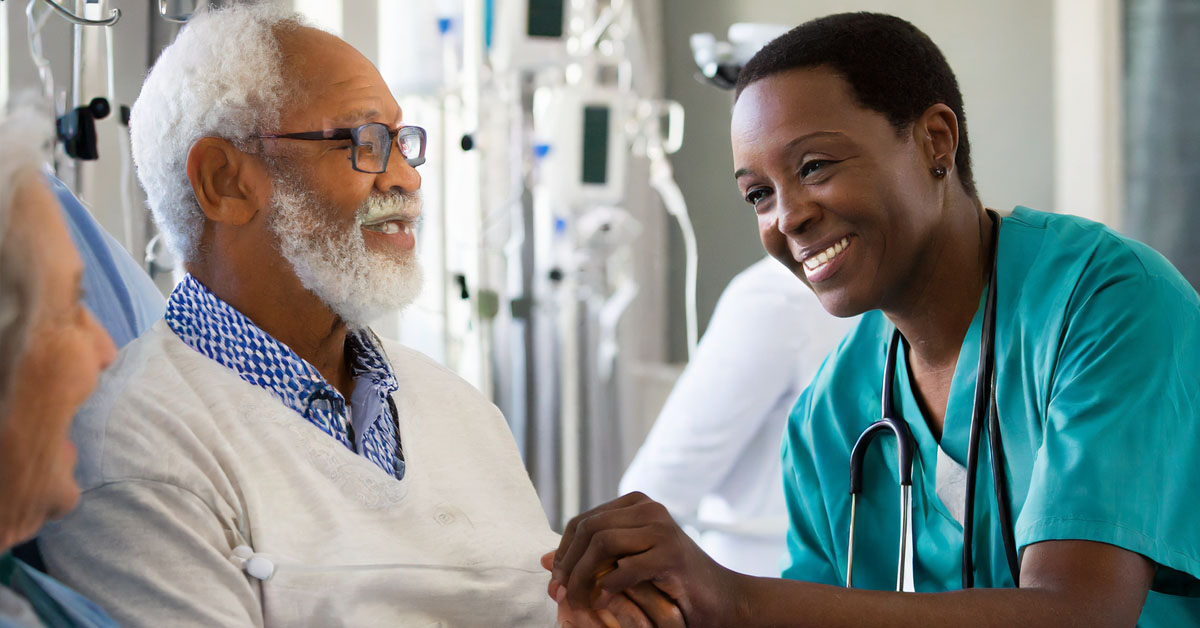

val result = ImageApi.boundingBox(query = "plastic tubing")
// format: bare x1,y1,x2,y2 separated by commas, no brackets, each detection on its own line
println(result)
648,147,698,359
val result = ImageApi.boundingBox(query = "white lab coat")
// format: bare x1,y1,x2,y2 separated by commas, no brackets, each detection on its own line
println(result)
620,257,857,576
39,321,558,627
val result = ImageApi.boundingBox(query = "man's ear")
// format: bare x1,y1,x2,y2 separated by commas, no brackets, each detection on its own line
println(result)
913,103,960,175
185,137,271,226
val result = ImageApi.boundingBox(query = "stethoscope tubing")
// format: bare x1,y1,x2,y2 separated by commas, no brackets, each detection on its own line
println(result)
846,332,916,591
846,210,1019,592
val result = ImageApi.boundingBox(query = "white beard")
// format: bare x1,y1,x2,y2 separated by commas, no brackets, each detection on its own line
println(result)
268,177,424,331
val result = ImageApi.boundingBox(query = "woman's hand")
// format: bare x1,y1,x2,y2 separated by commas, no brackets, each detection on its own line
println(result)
547,495,1157,628
547,492,745,628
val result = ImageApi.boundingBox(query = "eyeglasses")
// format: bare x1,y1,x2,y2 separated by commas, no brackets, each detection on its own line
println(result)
255,123,427,173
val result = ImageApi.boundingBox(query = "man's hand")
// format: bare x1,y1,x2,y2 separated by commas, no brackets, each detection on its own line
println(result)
547,492,742,627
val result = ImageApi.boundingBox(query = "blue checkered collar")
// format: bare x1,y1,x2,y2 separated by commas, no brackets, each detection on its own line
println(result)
164,274,399,452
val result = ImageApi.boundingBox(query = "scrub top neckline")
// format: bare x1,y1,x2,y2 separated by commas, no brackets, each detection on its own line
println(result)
891,215,1004,532
896,337,967,533
895,289,988,468
894,212,1004,469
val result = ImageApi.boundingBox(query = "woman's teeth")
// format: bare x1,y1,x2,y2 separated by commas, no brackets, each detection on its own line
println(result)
803,237,850,273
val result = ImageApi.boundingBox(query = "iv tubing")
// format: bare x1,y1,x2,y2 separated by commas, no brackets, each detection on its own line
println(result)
649,147,698,359
26,0,55,103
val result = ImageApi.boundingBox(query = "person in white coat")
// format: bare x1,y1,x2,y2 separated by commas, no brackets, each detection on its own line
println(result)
620,256,856,576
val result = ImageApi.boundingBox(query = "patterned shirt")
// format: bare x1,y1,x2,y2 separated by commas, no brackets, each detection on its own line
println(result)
164,274,404,479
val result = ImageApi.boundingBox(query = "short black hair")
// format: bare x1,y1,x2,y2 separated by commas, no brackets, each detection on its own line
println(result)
735,12,978,200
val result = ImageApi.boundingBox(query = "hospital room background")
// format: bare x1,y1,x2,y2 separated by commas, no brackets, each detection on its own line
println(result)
1,0,1196,544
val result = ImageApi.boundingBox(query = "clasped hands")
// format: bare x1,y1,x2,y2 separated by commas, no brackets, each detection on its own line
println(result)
542,492,745,628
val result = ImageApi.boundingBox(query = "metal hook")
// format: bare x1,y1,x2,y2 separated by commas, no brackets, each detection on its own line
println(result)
36,0,121,26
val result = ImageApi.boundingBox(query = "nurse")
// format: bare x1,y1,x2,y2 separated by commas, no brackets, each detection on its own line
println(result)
547,12,1200,627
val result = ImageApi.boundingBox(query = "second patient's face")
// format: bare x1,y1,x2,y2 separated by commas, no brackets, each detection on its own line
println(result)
0,175,116,546
730,66,947,319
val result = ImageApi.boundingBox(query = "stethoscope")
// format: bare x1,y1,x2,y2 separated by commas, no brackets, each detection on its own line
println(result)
845,210,1021,592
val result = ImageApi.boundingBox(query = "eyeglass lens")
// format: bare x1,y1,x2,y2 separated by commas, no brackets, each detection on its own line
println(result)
352,123,426,173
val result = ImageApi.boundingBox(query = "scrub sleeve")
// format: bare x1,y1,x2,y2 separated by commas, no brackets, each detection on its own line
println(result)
1015,236,1200,622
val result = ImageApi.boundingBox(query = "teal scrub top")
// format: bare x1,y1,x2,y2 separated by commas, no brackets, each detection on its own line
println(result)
781,207,1200,626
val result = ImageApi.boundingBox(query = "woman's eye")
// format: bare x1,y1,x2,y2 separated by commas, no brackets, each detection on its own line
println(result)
799,159,834,180
744,187,771,207
72,302,88,325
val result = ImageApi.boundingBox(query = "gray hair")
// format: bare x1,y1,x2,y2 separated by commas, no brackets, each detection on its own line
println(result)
0,104,55,410
130,2,306,263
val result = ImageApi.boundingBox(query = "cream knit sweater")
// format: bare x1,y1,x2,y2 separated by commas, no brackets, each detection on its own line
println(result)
40,321,558,627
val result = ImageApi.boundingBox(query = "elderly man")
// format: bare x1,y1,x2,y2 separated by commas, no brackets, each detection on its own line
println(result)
38,5,557,627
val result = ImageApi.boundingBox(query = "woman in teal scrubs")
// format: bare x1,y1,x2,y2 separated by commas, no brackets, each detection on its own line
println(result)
546,12,1200,628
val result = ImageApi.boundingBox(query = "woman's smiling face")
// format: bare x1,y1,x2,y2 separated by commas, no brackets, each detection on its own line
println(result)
731,66,949,318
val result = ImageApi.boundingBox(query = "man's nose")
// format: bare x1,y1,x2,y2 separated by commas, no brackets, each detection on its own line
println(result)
375,142,421,194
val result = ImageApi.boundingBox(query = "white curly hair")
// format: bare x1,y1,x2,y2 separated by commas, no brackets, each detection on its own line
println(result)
0,102,55,410
131,2,307,263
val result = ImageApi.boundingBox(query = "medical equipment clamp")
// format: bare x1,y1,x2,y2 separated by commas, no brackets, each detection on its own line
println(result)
846,210,1020,592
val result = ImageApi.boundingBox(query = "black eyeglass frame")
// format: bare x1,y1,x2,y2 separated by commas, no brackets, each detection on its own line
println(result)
254,122,427,173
